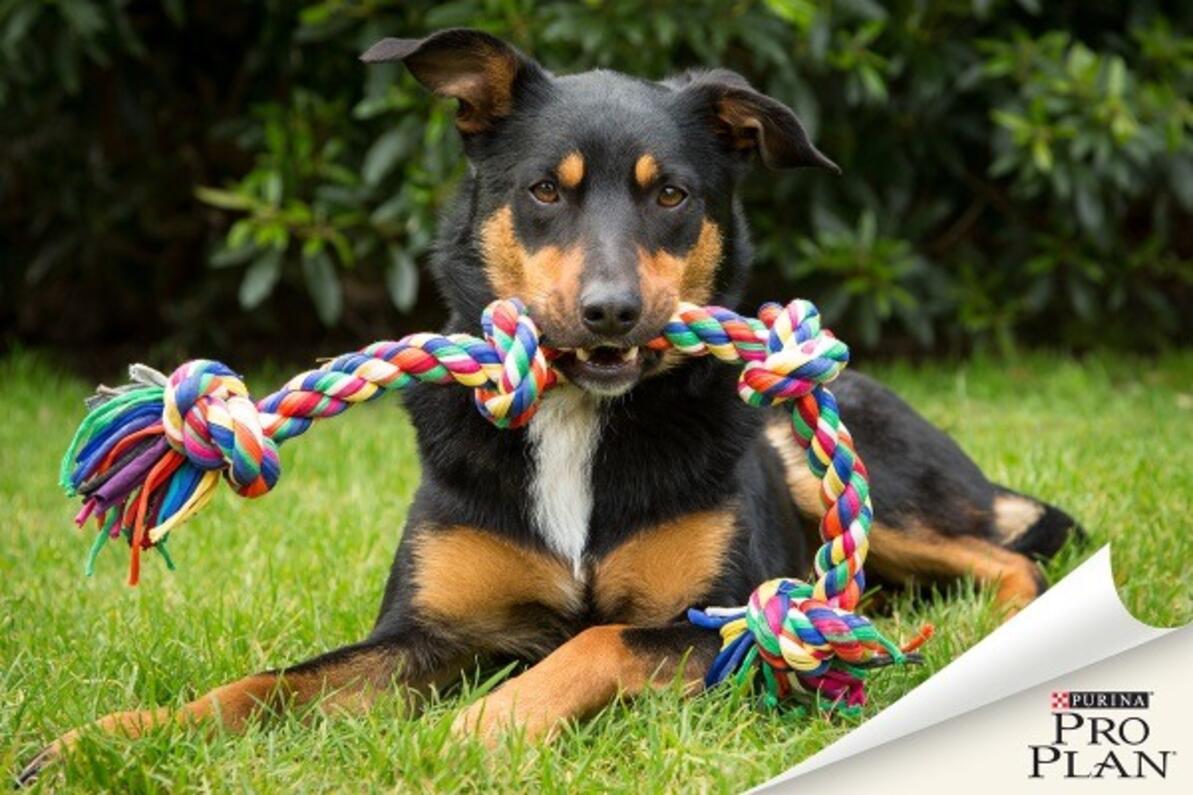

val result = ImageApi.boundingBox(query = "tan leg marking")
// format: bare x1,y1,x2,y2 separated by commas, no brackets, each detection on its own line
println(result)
991,494,1044,545
452,625,701,745
23,644,452,782
764,419,825,518
868,523,1043,614
592,508,738,625
766,416,1041,614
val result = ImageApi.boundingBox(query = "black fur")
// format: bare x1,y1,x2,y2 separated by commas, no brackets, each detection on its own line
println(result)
15,31,1087,786
357,28,1081,667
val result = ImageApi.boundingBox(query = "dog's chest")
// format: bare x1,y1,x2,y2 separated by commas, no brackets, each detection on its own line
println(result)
526,388,601,574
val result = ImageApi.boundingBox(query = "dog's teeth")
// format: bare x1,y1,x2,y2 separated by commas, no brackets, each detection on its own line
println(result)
620,346,638,362
576,348,591,362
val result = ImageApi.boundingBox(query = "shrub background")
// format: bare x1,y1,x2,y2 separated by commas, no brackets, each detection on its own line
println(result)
3,0,1190,366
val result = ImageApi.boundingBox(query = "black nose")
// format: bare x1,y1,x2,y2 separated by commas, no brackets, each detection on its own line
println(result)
580,288,642,337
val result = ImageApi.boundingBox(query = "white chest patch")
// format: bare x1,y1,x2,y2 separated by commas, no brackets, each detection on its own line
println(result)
527,387,601,574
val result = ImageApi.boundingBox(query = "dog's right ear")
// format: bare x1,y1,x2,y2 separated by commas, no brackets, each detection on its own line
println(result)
361,29,545,135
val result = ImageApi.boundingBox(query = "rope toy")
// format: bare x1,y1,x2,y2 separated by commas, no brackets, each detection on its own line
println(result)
60,297,928,709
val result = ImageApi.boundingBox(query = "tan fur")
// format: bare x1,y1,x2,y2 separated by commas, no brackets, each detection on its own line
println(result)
558,151,585,188
479,205,524,298
992,494,1044,545
767,416,1041,614
28,649,431,776
715,97,766,152
637,218,724,327
411,524,583,653
764,420,824,518
867,522,1043,614
634,153,659,187
452,624,702,745
593,508,738,624
437,46,518,134
479,205,584,329
483,206,723,347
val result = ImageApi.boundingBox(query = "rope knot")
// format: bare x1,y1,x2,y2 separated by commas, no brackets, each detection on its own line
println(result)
690,576,916,711
163,360,279,497
738,299,849,407
472,299,556,428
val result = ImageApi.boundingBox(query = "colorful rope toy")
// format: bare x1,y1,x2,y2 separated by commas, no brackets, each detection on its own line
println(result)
60,297,928,710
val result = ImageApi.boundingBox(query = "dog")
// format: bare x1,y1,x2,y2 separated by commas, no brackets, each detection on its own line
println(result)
18,28,1081,784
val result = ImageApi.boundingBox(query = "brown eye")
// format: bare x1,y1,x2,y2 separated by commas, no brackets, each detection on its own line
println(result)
530,180,560,204
657,185,687,208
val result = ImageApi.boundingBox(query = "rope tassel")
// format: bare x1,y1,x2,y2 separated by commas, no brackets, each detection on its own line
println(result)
60,296,929,706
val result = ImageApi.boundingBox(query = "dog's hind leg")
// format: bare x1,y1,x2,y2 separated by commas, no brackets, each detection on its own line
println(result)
451,623,720,746
864,522,1048,613
764,370,1082,616
16,630,466,787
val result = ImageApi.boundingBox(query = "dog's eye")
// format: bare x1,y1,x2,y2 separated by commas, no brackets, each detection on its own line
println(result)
657,185,687,208
529,180,560,204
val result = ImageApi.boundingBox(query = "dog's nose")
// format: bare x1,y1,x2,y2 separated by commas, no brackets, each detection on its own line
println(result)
580,287,642,337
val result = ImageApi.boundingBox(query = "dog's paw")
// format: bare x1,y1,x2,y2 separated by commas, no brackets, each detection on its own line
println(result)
451,691,517,748
14,735,71,789
451,685,563,748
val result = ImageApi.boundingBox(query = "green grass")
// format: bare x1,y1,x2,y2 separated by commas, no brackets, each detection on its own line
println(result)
2,350,1191,792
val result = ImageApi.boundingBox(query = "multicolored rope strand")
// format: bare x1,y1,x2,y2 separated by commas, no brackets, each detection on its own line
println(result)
60,296,929,708
686,300,930,712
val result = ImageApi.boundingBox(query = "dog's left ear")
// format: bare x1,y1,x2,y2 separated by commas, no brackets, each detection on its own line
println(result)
361,29,546,135
671,69,840,173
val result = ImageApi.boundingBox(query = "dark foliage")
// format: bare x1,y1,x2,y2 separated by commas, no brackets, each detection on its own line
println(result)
3,0,1190,363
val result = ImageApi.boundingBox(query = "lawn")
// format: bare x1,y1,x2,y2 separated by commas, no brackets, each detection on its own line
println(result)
2,349,1190,792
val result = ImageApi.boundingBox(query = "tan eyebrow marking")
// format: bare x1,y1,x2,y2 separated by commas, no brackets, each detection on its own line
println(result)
634,154,659,188
557,151,585,189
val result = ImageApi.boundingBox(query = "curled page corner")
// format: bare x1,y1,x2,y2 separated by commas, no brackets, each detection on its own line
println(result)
754,545,1176,793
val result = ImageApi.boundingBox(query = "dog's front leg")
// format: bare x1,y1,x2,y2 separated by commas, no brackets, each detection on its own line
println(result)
452,622,720,745
17,630,467,787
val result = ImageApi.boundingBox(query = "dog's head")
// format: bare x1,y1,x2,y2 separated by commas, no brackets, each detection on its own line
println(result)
363,29,837,396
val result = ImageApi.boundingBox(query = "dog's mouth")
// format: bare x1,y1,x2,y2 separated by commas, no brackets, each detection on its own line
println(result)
553,344,662,396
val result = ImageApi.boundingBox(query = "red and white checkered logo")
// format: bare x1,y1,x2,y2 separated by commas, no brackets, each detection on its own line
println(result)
1051,691,1070,711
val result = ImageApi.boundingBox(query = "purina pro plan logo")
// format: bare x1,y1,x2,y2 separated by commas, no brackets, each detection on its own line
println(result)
1029,690,1176,779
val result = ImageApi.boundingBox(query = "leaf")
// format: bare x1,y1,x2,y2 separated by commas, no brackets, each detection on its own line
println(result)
1073,175,1105,235
1031,138,1054,173
386,247,419,312
1168,155,1193,212
238,249,283,309
762,0,816,29
1106,56,1127,97
858,65,888,102
811,204,848,236
3,4,41,51
302,250,342,326
362,129,407,186
195,186,254,211
58,0,106,37
210,243,258,269
858,210,877,247
263,172,283,206
370,194,406,227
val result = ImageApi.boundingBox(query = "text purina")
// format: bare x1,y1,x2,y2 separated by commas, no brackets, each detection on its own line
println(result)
1062,691,1150,710
1029,691,1174,779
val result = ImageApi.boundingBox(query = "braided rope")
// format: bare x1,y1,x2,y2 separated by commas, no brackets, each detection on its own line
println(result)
61,296,926,708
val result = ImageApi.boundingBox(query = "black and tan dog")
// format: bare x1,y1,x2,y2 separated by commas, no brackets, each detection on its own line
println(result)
19,28,1081,783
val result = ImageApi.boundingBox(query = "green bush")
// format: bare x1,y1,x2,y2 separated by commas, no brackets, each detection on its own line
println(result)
2,0,1190,358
